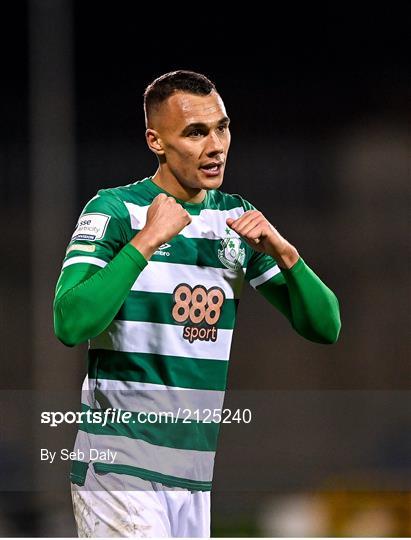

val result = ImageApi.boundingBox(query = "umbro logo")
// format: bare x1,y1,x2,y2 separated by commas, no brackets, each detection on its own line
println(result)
154,243,171,257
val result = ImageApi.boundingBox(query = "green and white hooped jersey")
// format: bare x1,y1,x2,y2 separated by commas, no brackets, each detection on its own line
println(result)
64,177,280,491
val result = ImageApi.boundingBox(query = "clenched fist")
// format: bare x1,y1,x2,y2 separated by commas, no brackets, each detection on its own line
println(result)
131,193,192,260
226,210,299,269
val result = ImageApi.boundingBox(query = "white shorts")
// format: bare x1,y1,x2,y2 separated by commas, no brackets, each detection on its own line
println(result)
71,465,211,538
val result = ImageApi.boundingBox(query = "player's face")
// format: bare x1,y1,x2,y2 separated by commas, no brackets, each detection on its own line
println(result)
150,91,231,190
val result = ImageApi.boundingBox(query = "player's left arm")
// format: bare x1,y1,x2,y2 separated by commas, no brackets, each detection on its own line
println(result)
227,210,341,344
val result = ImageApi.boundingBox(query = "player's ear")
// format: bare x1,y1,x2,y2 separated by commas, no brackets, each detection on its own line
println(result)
146,129,165,156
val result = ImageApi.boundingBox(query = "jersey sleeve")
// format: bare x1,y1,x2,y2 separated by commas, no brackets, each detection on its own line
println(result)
54,191,147,347
61,191,131,272
240,197,282,288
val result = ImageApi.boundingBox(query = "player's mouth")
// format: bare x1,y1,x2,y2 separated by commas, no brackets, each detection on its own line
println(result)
199,161,224,177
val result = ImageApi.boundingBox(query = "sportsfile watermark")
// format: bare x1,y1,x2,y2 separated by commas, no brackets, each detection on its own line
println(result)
40,407,252,427
4,390,410,492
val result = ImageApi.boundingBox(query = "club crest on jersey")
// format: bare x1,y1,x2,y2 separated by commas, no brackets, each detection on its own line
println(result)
218,237,245,271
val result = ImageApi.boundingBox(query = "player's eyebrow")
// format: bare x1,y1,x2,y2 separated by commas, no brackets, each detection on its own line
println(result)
182,116,230,135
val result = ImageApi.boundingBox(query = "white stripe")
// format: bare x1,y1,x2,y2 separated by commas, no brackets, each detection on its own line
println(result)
90,320,232,361
249,265,281,288
124,202,147,229
81,375,91,391
74,430,215,482
133,261,245,299
62,256,108,269
187,207,245,239
80,375,98,409
85,379,225,421
124,202,245,240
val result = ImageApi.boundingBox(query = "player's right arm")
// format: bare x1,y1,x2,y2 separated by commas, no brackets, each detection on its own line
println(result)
230,196,341,344
53,193,191,347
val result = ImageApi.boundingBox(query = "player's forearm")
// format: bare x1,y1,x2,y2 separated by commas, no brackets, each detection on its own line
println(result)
53,243,147,347
259,258,341,344
130,226,162,260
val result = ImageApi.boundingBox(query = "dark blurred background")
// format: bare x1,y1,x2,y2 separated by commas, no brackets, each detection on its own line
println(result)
0,1,410,536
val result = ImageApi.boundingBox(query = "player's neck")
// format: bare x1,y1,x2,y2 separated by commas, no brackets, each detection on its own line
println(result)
151,169,206,204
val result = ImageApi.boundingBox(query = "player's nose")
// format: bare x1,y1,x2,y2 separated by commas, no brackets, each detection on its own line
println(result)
205,130,224,156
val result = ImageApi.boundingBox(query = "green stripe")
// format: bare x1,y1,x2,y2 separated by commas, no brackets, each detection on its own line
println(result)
79,405,219,452
150,235,251,268
70,460,88,486
207,190,245,211
116,291,238,329
90,350,228,391
103,180,246,214
125,179,246,213
104,183,154,208
244,252,278,282
64,235,252,269
93,462,212,491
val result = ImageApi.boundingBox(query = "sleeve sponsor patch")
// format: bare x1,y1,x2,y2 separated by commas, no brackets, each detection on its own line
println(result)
66,243,96,254
71,213,111,241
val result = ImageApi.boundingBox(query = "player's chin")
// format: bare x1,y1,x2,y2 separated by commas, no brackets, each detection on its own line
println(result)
197,167,225,189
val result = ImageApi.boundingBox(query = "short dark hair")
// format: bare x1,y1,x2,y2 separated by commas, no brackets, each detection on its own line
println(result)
144,70,216,125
